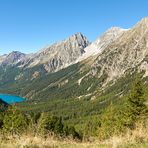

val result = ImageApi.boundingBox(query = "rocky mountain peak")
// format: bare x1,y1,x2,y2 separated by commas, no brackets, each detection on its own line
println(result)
131,17,148,33
101,26,127,38
71,32,85,39
1,51,26,66
78,26,127,61
64,32,89,50
105,26,126,33
25,33,90,72
138,17,148,25
91,17,148,84
8,51,25,56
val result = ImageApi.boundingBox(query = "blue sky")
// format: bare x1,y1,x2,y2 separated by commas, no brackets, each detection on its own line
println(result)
0,0,147,55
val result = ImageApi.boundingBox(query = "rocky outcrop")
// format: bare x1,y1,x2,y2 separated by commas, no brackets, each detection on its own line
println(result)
91,17,148,83
26,32,89,72
0,33,90,73
0,51,26,66
78,27,127,61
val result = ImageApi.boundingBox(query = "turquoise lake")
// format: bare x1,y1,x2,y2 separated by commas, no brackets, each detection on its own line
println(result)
0,94,25,104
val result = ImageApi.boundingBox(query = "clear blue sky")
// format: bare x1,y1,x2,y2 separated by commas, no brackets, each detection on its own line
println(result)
0,0,147,55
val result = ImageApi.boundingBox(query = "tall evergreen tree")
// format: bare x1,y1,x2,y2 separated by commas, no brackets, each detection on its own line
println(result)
125,74,147,128
3,106,27,134
54,117,64,134
97,102,121,139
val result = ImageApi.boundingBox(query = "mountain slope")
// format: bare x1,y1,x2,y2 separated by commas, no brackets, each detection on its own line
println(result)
90,17,148,84
78,27,127,61
0,51,26,66
0,27,128,85
0,33,90,75
19,32,90,73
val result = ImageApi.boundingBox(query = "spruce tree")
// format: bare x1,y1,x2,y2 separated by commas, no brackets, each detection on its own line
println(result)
54,117,64,134
97,102,120,139
125,74,147,128
3,106,27,134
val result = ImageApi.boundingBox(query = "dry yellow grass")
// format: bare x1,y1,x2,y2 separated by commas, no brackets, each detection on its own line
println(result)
105,122,148,148
0,135,109,148
0,123,147,148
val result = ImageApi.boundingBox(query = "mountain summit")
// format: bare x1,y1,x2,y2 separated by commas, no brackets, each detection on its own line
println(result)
21,32,89,72
90,17,148,83
1,51,26,66
78,26,126,61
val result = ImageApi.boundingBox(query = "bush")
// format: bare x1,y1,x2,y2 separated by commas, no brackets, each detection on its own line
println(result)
97,103,123,139
26,112,41,135
37,112,82,139
3,106,27,134
66,126,82,140
37,112,64,135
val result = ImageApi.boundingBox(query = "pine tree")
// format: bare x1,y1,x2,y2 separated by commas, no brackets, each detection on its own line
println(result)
54,117,64,134
125,74,147,128
97,102,120,139
3,106,27,135
67,126,81,139
37,113,64,136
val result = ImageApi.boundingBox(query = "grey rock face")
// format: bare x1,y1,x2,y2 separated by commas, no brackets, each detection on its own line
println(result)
78,27,126,61
0,33,89,73
1,51,26,66
26,32,90,72
91,17,148,83
0,54,7,64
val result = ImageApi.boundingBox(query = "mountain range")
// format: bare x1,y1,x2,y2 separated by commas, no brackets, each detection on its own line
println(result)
0,17,148,115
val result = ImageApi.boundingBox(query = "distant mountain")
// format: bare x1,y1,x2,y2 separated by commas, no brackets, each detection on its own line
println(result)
0,33,89,72
78,27,127,61
24,32,90,72
90,17,148,83
0,27,127,74
0,27,127,76
0,51,26,66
